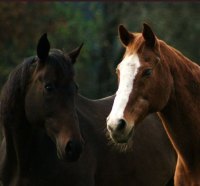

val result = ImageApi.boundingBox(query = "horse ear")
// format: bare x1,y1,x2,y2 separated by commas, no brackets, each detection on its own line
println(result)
118,25,134,47
37,33,50,61
68,43,83,64
142,23,156,48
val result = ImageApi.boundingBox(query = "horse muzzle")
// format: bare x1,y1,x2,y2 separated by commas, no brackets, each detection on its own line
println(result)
56,139,84,162
107,117,134,143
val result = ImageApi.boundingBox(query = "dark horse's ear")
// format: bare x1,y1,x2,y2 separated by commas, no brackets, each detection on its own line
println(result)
118,25,134,47
142,23,156,48
37,33,50,61
68,43,83,64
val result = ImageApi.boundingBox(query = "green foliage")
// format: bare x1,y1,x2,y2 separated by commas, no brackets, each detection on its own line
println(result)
0,2,200,99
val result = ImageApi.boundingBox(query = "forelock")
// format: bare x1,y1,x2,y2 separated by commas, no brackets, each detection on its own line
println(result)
126,33,144,55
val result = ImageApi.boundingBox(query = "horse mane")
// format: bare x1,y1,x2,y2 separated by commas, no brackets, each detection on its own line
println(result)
125,33,144,56
0,56,36,129
48,49,74,78
158,40,200,80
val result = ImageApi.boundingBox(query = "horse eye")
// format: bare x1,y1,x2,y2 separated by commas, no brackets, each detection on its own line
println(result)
142,69,152,77
45,83,55,92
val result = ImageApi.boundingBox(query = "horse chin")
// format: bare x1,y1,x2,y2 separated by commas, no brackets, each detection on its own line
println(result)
64,151,81,162
109,125,135,144
107,128,135,153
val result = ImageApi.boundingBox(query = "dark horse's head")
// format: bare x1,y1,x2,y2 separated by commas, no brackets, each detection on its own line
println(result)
7,34,83,162
24,34,84,161
25,34,84,161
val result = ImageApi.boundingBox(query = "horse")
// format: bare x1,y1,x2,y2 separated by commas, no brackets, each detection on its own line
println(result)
0,34,85,186
76,95,176,186
107,23,200,185
0,33,176,186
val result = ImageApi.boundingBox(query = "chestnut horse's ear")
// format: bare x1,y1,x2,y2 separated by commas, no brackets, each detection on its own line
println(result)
37,33,50,61
142,23,156,48
118,25,134,47
68,43,83,64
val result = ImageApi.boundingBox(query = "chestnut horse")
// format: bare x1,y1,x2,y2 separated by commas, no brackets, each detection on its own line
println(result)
0,33,176,186
107,23,200,185
76,95,176,186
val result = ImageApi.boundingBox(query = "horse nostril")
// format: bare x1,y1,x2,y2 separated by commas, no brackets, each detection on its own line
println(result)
117,119,126,131
65,140,83,162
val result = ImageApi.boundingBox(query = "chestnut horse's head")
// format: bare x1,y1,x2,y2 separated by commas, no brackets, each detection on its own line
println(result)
25,34,84,161
107,24,173,143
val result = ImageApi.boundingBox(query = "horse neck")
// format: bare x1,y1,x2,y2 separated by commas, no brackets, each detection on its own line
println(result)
159,43,200,169
76,94,114,131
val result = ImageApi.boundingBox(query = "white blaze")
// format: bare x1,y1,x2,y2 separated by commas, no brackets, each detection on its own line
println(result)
107,54,140,127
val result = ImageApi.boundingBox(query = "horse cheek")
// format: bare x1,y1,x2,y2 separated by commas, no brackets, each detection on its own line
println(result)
25,86,44,126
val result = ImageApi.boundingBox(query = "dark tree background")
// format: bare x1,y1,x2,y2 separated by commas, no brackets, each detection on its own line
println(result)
0,2,200,140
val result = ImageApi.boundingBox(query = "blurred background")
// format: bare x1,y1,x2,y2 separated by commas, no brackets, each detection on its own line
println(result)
0,2,200,99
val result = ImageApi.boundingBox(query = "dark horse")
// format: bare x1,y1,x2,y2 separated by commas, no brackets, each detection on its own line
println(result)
0,33,176,186
0,34,84,186
107,23,200,185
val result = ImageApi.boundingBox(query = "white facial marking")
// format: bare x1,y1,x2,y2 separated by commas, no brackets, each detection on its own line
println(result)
107,54,140,128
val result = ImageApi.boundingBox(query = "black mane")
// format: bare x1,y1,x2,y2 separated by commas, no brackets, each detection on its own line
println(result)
0,56,35,129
